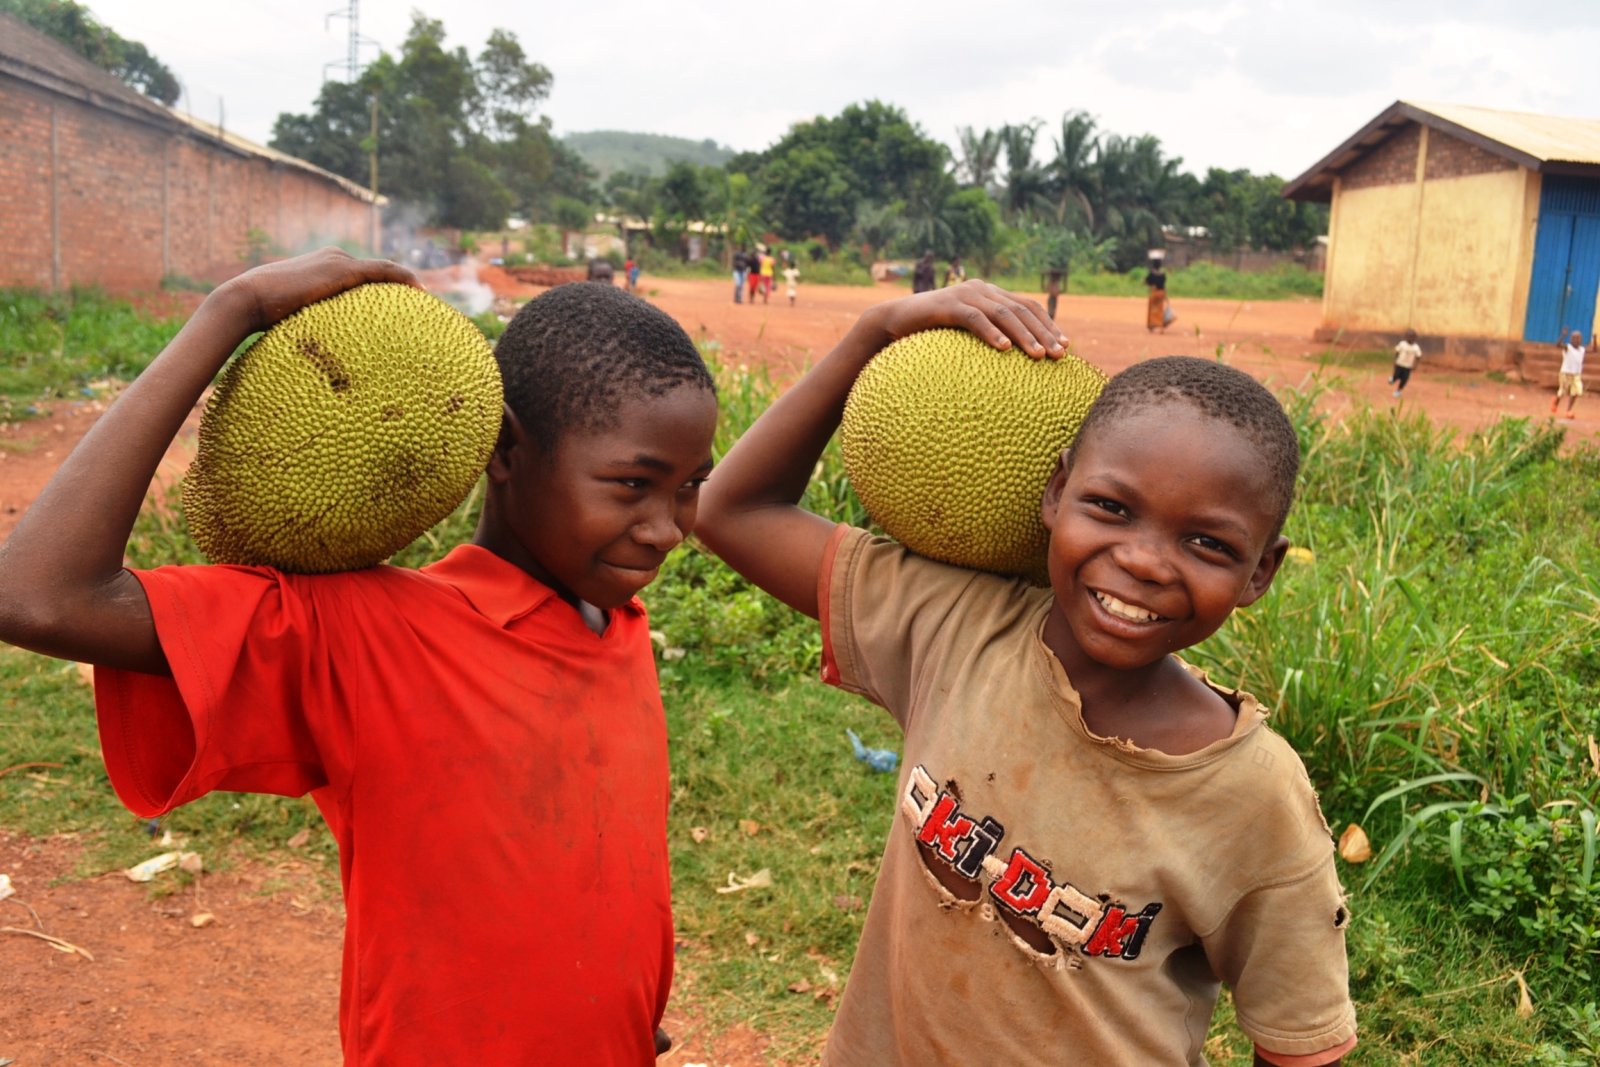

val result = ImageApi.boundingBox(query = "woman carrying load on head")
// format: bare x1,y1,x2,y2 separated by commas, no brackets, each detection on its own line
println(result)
1144,254,1168,333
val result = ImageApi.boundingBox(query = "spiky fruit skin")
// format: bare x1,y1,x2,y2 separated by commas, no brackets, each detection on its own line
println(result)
182,283,503,573
840,328,1107,580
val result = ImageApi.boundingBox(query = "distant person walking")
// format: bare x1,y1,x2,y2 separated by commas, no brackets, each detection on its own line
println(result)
783,263,800,307
758,248,776,304
1042,267,1065,322
1389,329,1421,399
943,255,966,287
747,245,765,304
623,256,640,293
1552,330,1586,419
1144,256,1170,332
732,249,748,304
911,250,936,294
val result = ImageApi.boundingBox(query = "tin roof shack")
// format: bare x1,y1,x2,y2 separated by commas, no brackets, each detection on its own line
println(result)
0,13,382,293
1284,100,1600,383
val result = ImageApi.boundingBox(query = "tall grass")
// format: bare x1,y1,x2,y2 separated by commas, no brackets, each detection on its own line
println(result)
0,288,184,417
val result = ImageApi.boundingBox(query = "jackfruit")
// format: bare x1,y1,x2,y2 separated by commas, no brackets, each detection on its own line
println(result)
840,328,1106,579
182,282,503,573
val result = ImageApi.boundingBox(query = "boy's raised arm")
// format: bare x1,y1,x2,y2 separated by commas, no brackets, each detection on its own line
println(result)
697,281,1063,618
0,249,418,674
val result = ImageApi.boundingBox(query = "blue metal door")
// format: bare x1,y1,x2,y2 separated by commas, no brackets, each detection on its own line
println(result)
1524,177,1600,342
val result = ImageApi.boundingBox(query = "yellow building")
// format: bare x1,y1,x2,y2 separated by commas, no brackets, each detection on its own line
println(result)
1285,101,1600,375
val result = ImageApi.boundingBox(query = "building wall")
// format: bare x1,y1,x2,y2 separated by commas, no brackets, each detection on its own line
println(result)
0,76,376,293
1322,124,1536,346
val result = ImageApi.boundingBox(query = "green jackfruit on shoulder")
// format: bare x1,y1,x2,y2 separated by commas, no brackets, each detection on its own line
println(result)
840,327,1106,580
182,283,503,573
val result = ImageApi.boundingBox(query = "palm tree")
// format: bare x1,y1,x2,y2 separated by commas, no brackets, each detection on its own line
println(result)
854,199,905,264
998,121,1051,222
1048,110,1099,231
955,125,1002,191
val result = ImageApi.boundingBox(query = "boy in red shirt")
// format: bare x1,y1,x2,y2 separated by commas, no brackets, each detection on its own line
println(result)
0,248,718,1065
696,282,1355,1065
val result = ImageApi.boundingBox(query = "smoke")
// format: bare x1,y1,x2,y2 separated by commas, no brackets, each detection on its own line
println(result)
429,256,495,316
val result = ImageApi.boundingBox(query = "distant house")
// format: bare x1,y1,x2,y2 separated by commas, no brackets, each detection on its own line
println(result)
1284,100,1600,374
0,13,381,293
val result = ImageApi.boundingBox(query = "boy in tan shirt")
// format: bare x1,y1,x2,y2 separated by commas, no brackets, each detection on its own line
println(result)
698,282,1356,1065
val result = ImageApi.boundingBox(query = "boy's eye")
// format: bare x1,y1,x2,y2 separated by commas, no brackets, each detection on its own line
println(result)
616,477,649,491
680,477,707,494
1086,497,1126,517
1189,534,1236,558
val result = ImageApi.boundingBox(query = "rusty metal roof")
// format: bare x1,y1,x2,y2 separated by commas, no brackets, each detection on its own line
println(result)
1284,100,1600,202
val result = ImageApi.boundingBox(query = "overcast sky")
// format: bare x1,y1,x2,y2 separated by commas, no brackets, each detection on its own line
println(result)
83,0,1600,180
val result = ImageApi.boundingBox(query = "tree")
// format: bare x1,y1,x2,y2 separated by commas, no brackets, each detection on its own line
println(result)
955,125,1003,191
1048,110,1099,230
655,160,708,259
943,187,1003,274
749,101,950,244
271,15,559,229
998,121,1050,222
3,0,178,104
705,171,766,265
759,144,855,247
854,200,905,265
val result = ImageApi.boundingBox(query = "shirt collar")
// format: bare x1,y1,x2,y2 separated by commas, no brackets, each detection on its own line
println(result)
421,544,645,629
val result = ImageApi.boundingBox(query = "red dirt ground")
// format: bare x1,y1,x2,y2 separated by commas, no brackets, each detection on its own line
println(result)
0,270,1592,1065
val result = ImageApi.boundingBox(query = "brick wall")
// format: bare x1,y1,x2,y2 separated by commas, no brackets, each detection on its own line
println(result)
1340,124,1422,190
0,76,376,293
1424,129,1518,181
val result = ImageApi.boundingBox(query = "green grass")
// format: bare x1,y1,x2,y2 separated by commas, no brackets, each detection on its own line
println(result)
4,302,1600,1062
0,288,184,420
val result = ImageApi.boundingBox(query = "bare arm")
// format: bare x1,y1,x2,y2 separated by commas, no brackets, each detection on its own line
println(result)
0,248,419,673
696,281,1064,618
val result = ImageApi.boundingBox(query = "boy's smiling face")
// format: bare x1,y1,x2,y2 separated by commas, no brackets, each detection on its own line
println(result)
484,383,717,610
1039,399,1287,683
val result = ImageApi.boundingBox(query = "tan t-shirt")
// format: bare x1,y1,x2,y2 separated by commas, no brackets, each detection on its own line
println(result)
819,527,1356,1066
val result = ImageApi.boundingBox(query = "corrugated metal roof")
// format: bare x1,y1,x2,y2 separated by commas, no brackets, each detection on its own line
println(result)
1407,100,1600,167
1284,100,1600,202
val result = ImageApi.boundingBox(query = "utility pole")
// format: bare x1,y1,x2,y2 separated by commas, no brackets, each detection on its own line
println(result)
323,1,381,252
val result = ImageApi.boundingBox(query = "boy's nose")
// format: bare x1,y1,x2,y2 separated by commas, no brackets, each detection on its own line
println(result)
1112,538,1177,584
632,505,686,552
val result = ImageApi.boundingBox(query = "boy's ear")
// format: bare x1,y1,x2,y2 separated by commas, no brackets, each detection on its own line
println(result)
486,403,528,484
1039,449,1071,528
1236,535,1290,608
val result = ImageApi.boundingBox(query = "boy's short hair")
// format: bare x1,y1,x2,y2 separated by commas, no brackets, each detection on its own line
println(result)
494,282,715,453
1072,356,1301,534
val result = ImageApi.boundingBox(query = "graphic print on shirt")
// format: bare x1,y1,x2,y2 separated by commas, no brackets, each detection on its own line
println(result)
903,763,1162,963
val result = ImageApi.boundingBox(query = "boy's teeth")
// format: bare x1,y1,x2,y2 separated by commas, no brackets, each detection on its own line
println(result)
1095,591,1158,622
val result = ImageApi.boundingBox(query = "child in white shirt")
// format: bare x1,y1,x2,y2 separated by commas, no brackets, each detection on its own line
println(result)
1552,330,1586,419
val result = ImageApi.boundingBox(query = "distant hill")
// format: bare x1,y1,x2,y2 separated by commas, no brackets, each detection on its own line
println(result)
562,130,736,179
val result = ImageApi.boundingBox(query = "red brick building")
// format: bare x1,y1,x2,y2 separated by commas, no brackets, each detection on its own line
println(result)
0,13,381,293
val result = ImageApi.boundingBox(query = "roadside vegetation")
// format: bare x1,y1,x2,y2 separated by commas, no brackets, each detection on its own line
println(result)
3,303,1597,1064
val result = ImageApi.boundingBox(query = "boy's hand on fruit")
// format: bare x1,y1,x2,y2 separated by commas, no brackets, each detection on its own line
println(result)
215,247,422,336
867,280,1066,361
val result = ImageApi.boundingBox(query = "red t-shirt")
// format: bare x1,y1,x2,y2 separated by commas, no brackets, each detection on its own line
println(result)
94,544,673,1065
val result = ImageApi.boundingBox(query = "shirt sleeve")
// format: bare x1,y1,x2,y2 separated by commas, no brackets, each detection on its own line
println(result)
93,563,347,817
1202,853,1358,1060
819,525,988,728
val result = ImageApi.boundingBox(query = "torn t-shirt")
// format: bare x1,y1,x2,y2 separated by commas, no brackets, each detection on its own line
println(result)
818,526,1357,1066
